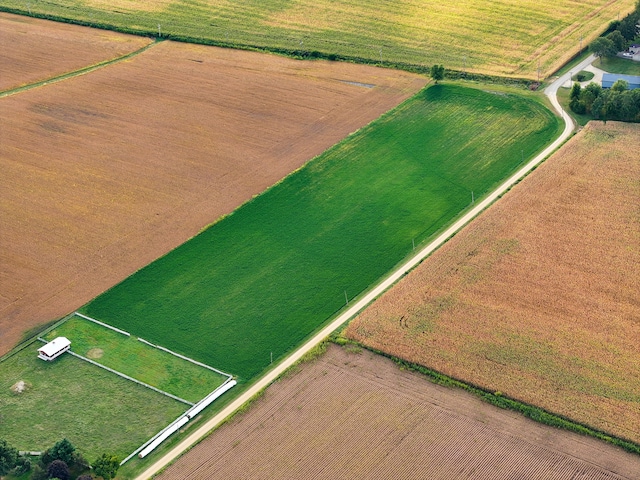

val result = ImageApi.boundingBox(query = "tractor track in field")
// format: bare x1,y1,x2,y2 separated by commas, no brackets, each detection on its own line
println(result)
133,58,582,480
0,39,160,99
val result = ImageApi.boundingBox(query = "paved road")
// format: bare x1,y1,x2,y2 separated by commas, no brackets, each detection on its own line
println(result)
134,66,583,480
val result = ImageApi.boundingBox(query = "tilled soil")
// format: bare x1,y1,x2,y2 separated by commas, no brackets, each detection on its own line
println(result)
0,38,426,354
346,121,640,444
0,12,151,91
158,344,640,479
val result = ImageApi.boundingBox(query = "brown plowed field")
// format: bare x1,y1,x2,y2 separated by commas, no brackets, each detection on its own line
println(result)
0,39,426,355
346,121,640,444
0,12,151,91
157,344,640,479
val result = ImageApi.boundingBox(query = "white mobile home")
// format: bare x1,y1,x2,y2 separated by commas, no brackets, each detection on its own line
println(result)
38,337,71,361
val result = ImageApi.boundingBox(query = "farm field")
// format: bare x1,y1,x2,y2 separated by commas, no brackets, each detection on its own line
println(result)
0,0,635,79
43,315,228,403
82,84,562,384
157,344,640,480
346,121,640,444
0,38,426,355
0,346,186,460
0,12,151,91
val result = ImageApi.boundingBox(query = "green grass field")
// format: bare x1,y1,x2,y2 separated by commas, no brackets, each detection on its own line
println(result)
0,347,186,460
597,56,640,76
82,84,562,383
0,0,635,79
44,315,228,403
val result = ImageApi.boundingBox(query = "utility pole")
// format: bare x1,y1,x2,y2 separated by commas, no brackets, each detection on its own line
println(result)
158,24,161,37
344,290,349,306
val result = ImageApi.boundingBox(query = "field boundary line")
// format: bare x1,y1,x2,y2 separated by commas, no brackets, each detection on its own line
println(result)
0,39,160,99
36,338,194,406
122,378,237,465
134,66,581,479
75,312,130,336
137,337,232,379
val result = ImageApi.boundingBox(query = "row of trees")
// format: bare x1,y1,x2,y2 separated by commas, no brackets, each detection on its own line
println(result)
0,439,119,480
570,80,640,122
590,1,640,60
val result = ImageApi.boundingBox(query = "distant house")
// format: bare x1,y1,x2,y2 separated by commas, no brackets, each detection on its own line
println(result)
629,44,640,54
38,337,71,361
602,73,640,90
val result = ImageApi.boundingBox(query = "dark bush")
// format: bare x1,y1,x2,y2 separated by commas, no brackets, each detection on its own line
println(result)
47,460,69,480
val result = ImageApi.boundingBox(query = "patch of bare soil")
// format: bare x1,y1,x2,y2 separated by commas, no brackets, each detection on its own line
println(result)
86,348,103,359
0,12,151,91
346,122,640,443
11,380,28,394
0,39,426,355
158,344,640,479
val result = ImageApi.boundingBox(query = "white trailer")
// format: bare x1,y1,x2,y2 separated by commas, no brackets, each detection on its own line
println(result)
37,337,71,361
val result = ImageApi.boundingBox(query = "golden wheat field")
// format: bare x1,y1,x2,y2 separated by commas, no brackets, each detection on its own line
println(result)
346,121,640,444
2,0,636,79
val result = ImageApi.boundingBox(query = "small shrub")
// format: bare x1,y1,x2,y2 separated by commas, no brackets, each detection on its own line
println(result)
14,456,32,475
47,460,70,480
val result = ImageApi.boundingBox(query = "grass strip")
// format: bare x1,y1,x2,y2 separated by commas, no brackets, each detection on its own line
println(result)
334,338,640,456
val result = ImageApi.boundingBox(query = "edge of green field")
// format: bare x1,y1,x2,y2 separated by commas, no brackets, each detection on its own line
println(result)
82,83,562,383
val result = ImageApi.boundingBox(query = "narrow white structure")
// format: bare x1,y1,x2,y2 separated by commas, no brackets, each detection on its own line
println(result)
37,337,71,361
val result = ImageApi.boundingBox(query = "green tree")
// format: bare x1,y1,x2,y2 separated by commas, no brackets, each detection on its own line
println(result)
92,454,119,480
607,30,626,51
589,37,617,62
570,82,582,100
619,10,639,40
0,439,19,476
581,82,603,113
611,79,629,92
41,438,75,467
430,64,445,84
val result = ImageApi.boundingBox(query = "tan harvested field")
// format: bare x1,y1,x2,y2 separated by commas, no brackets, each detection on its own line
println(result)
346,121,640,444
0,12,151,91
0,40,426,355
157,344,640,480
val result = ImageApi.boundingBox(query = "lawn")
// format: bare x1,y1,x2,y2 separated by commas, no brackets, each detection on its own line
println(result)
44,315,228,403
0,0,635,79
0,346,186,460
597,56,640,76
82,84,562,383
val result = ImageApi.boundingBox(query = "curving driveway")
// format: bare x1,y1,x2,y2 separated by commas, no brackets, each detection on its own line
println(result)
134,64,580,480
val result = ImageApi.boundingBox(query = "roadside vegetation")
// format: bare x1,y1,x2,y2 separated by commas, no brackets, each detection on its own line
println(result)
0,0,636,79
82,83,561,385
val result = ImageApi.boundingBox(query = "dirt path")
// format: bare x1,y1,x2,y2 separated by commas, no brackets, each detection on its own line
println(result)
133,61,578,480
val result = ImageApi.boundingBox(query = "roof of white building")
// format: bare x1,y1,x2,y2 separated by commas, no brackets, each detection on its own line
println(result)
38,337,71,356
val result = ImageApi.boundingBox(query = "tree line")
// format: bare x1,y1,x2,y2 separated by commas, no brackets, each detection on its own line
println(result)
589,0,640,60
570,80,640,122
0,438,119,480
